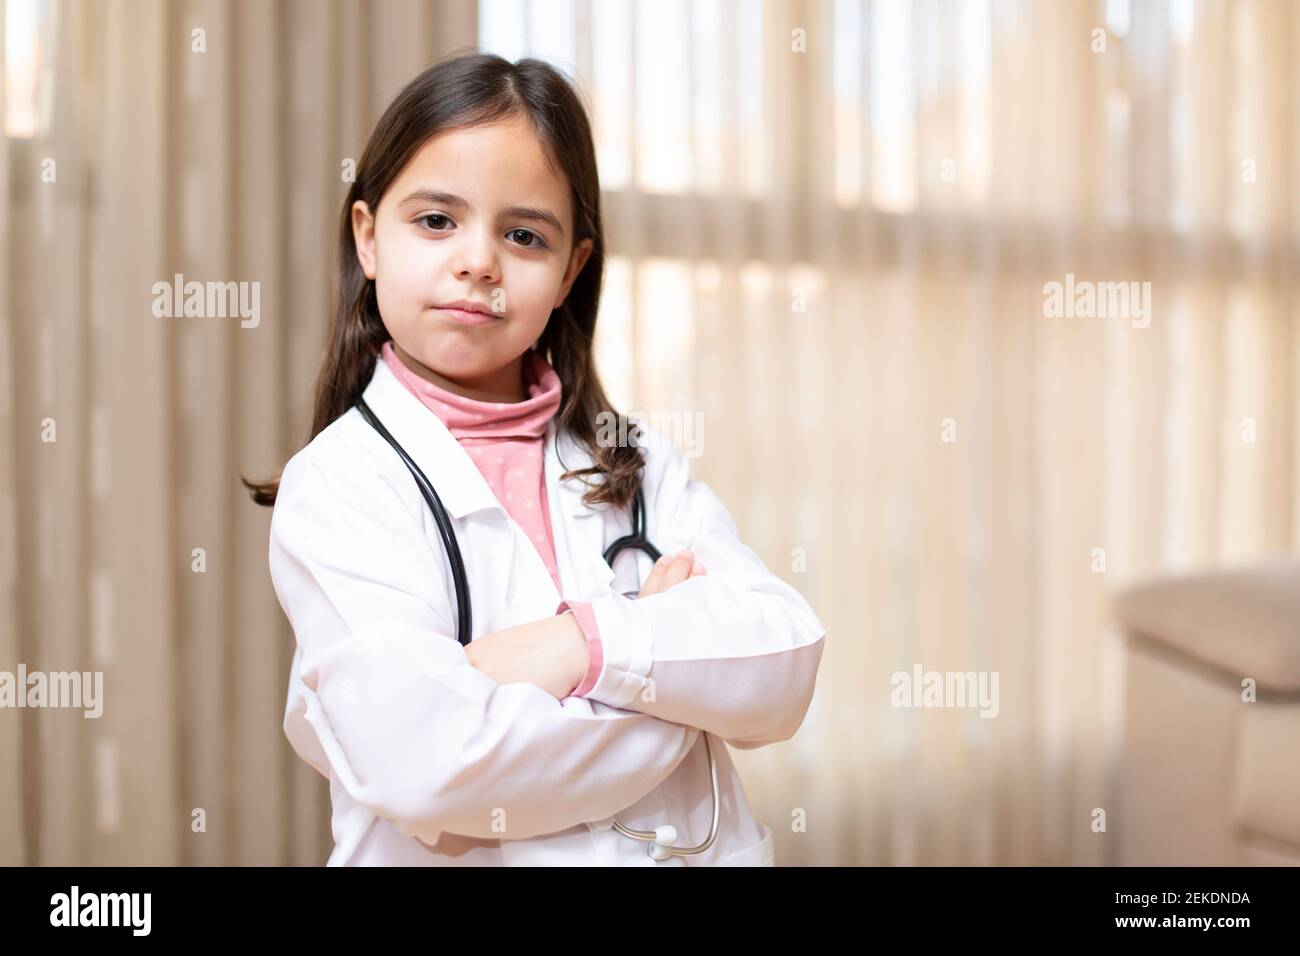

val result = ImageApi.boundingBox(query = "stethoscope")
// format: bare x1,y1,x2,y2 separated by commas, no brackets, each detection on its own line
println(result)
355,396,720,861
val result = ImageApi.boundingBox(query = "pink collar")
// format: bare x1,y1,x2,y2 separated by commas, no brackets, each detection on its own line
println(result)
380,340,562,440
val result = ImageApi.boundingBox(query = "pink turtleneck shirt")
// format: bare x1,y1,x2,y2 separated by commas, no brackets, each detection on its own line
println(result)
380,340,604,698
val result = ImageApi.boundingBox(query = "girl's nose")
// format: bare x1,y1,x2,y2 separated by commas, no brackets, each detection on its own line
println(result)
455,259,499,283
452,231,501,284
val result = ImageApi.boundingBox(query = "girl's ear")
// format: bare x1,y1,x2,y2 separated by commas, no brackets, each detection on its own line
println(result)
351,200,377,280
554,237,594,309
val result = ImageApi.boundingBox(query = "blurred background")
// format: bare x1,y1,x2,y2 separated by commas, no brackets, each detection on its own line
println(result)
1,0,1297,866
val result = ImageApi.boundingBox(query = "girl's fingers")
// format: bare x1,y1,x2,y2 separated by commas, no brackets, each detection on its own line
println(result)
637,555,671,598
637,551,701,598
660,551,694,589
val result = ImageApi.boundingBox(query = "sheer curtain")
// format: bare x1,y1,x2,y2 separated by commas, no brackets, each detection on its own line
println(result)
481,0,1298,866
1,0,1295,867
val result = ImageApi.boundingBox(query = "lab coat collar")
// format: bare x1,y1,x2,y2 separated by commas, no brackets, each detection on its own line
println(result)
357,352,604,526
358,353,615,609
359,355,501,518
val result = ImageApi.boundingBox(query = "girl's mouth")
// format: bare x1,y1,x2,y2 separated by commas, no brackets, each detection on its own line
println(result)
435,306,503,327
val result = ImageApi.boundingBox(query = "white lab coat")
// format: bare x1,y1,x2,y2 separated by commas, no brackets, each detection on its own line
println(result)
268,354,827,865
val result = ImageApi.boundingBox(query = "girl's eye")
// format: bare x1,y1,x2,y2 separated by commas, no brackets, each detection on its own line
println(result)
417,215,546,249
419,213,453,231
508,227,546,249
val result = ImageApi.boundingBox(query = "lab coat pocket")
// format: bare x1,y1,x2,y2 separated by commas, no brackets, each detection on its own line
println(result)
497,826,595,866
585,785,678,866
717,824,775,867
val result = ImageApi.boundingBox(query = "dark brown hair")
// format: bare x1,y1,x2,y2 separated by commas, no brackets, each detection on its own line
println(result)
243,50,642,510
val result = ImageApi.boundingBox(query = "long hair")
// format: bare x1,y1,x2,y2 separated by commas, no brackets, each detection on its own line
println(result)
243,50,642,510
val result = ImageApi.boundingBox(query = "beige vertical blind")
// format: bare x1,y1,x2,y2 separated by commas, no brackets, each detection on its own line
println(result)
1,0,1296,866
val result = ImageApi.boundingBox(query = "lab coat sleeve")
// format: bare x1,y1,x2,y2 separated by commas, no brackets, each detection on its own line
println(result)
575,426,827,749
268,450,700,845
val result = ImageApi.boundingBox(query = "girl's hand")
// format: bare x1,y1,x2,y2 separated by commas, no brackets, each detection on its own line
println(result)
466,613,588,700
637,550,707,599
465,550,708,697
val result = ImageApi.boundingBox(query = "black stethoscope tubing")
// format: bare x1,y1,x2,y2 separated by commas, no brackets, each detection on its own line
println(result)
355,396,659,646
355,396,719,859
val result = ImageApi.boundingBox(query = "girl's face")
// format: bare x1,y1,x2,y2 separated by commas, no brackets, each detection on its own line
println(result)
352,114,593,403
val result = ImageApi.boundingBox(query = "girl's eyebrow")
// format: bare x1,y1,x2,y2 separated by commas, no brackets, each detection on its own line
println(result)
398,188,565,236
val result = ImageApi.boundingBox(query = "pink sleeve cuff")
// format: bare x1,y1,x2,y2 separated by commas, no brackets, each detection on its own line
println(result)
556,599,603,698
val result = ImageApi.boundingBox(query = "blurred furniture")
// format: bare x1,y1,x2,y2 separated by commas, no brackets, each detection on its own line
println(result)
1112,559,1300,865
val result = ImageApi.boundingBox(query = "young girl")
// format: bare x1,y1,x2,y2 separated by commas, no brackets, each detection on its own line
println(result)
246,51,825,866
